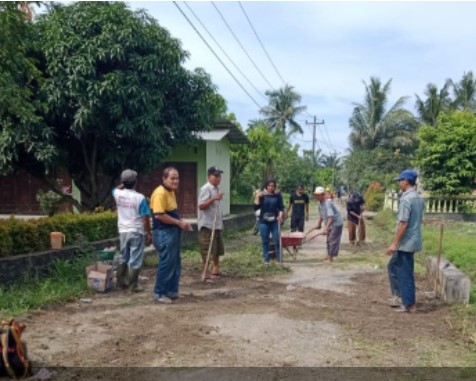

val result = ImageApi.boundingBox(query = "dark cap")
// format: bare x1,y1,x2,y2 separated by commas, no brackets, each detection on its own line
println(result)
394,169,417,182
121,169,137,183
207,166,223,175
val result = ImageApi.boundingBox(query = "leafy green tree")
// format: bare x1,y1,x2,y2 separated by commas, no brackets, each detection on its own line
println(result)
275,146,315,193
314,167,333,190
0,2,54,176
259,84,307,135
349,77,417,151
414,111,476,195
342,148,413,192
35,2,225,209
451,71,476,112
414,81,452,127
228,113,251,197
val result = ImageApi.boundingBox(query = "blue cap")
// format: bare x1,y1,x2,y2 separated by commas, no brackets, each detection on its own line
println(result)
394,169,417,181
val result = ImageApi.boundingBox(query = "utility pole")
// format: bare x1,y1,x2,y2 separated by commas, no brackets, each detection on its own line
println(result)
306,116,324,166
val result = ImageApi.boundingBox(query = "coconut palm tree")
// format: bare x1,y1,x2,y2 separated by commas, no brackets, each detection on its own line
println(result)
260,84,307,135
451,71,476,112
414,81,452,127
349,77,417,150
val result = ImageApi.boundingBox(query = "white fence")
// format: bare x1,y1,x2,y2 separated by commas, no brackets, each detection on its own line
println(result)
384,192,476,214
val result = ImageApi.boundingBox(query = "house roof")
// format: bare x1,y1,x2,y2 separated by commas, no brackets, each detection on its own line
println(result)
197,119,248,144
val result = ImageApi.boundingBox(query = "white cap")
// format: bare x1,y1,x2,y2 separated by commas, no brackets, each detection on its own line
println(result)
313,186,325,195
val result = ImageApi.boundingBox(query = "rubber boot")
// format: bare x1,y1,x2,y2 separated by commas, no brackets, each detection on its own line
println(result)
116,264,129,289
128,268,144,293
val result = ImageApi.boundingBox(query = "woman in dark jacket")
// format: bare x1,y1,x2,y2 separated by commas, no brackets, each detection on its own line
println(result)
253,179,284,264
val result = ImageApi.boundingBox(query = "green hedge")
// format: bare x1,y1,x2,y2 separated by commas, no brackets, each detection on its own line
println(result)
0,211,117,257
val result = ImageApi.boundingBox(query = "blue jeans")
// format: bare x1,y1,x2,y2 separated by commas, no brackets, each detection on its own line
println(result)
153,228,181,297
119,232,145,269
387,250,415,306
259,221,280,263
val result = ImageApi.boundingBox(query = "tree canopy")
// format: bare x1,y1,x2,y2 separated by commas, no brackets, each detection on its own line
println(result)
349,77,417,151
414,81,451,127
414,111,476,195
0,2,54,176
1,2,226,210
259,84,307,135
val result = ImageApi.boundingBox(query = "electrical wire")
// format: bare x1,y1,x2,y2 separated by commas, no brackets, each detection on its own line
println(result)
212,1,275,90
184,1,267,102
238,1,286,86
173,1,263,110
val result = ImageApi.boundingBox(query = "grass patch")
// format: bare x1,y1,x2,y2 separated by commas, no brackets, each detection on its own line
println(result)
221,244,289,277
0,254,94,319
144,242,288,278
368,210,476,349
422,222,476,303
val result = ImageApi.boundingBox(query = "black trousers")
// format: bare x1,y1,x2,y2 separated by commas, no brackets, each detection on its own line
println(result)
290,215,305,232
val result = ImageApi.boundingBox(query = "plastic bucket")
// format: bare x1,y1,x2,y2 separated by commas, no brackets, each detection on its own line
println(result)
50,232,65,250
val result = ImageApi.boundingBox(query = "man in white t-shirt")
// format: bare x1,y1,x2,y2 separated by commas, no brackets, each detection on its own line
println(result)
112,169,151,292
197,166,224,281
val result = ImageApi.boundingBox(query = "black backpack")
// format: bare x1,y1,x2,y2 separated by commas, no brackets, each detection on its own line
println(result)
0,320,31,379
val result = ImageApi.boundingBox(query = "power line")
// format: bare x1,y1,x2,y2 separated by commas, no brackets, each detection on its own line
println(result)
212,1,275,90
173,1,263,110
183,1,267,102
238,1,286,86
321,121,336,151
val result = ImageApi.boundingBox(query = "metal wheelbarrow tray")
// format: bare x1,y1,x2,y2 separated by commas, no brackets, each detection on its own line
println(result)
280,232,306,259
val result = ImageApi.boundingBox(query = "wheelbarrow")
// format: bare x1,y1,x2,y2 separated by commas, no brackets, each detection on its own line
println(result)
280,230,323,260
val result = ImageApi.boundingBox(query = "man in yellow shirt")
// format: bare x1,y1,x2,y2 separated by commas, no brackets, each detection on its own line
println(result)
150,167,192,304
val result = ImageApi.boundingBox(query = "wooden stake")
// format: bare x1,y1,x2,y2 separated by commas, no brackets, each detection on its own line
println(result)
434,223,444,297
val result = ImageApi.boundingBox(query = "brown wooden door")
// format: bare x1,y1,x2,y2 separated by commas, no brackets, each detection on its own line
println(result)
137,162,197,218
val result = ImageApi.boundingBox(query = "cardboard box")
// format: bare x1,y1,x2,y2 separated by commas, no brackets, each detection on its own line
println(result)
86,262,114,293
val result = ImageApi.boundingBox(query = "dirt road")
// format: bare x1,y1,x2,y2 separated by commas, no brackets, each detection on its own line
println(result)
20,205,475,380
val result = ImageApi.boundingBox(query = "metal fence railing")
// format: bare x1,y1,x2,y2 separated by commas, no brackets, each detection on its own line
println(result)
384,192,476,214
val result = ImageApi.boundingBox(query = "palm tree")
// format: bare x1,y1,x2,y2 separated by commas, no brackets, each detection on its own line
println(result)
414,81,452,127
260,84,307,135
451,71,476,111
349,77,417,150
322,152,342,188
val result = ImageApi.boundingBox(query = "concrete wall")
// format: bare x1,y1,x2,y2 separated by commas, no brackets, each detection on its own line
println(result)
0,238,119,287
426,256,471,304
0,212,255,287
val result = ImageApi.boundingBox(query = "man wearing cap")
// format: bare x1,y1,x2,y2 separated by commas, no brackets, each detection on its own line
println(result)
308,186,344,262
198,166,225,280
113,169,152,293
386,169,425,313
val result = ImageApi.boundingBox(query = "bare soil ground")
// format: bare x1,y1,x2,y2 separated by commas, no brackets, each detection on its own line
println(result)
19,207,475,380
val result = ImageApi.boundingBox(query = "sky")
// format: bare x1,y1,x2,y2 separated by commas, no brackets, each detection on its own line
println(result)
66,1,476,156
